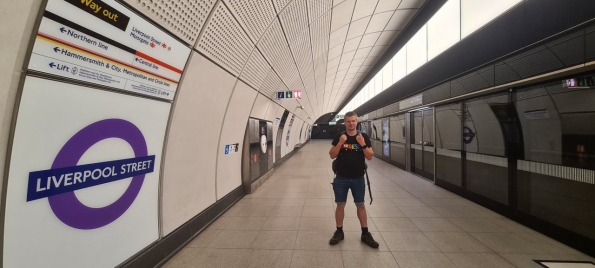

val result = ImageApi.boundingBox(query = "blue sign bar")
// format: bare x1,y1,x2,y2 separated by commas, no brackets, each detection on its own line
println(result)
27,155,155,201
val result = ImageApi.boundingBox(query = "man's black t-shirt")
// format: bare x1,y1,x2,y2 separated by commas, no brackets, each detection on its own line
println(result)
331,132,372,178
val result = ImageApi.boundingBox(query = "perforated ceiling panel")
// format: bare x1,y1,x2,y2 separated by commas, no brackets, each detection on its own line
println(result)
124,0,216,44
505,46,564,79
274,0,294,12
587,25,595,61
241,50,271,89
272,49,301,87
450,70,491,96
423,83,450,104
303,73,316,95
546,31,584,67
224,0,277,43
141,0,430,122
279,0,310,42
197,2,253,75
258,21,289,66
311,12,332,59
290,30,314,77
260,69,284,97
308,0,333,22
315,53,328,82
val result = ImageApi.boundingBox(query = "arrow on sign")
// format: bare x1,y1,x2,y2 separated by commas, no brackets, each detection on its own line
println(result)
53,47,60,53
49,62,56,68
60,27,66,33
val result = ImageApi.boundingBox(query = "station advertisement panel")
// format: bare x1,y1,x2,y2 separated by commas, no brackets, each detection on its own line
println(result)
28,0,191,100
3,77,170,267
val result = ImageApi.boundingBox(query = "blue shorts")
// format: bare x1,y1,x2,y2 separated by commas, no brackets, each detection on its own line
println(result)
332,174,366,205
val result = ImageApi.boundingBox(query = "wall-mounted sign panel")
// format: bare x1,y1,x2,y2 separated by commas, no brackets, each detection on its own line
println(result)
276,90,302,99
563,74,595,89
400,94,423,110
4,77,170,267
28,0,191,100
463,126,476,144
524,109,550,120
225,143,239,154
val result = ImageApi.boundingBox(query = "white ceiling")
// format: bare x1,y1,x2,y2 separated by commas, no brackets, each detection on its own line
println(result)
126,0,427,121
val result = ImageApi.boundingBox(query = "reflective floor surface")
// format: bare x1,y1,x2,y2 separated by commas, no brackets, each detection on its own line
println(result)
164,140,594,268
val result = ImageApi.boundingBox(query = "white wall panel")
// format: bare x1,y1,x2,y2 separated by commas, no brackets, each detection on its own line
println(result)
162,53,236,235
299,121,309,143
0,0,43,209
265,101,281,123
291,118,305,148
280,114,294,157
250,94,272,119
217,81,258,198
272,105,286,161
301,122,308,144
5,77,169,268
287,117,300,153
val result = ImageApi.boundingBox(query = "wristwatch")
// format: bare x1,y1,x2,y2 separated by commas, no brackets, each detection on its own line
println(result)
361,145,368,149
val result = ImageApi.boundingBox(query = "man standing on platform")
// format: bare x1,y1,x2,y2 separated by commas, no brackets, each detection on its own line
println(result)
328,111,379,248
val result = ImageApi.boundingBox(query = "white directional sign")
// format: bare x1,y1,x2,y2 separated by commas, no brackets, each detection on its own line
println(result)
28,0,191,100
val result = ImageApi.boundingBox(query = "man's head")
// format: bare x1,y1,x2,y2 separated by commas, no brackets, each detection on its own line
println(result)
344,111,358,131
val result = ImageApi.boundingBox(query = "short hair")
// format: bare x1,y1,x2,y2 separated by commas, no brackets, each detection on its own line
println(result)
345,111,357,118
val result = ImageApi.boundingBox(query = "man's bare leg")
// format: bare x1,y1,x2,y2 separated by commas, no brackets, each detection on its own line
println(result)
356,204,367,227
330,204,346,245
335,204,345,227
357,204,379,248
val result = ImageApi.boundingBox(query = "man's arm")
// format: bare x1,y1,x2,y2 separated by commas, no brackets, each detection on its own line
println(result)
356,133,374,160
362,145,374,160
329,134,347,159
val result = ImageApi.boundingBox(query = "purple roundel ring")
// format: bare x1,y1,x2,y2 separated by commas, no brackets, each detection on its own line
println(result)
48,119,148,229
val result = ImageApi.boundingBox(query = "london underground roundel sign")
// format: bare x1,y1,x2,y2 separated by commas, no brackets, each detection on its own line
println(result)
27,119,155,229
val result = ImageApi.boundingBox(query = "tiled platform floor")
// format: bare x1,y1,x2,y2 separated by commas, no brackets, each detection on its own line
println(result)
164,140,594,268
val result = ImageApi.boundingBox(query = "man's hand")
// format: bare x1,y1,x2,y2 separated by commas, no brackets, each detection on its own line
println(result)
330,134,348,159
339,134,347,144
356,134,365,146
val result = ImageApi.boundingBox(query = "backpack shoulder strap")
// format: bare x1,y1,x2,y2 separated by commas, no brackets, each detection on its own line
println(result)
337,131,346,158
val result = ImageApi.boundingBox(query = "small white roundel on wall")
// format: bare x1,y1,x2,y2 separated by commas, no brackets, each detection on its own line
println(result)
260,135,267,153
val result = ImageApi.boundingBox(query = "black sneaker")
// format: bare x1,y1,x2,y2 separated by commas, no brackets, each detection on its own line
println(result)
361,232,379,248
329,230,344,245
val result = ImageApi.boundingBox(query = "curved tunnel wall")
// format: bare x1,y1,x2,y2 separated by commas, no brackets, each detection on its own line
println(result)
0,0,311,267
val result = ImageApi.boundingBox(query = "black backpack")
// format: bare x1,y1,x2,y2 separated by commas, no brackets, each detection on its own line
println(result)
331,131,373,204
